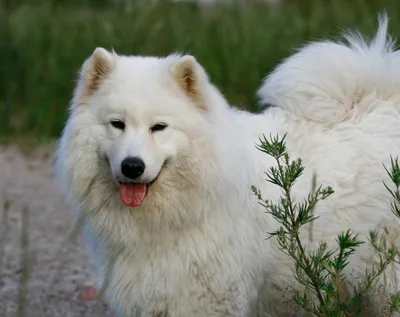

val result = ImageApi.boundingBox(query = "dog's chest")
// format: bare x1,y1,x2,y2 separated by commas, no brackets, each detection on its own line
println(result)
103,236,259,316
105,249,219,315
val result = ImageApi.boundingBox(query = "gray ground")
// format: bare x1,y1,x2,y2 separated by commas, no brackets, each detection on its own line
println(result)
0,144,113,317
1,143,397,317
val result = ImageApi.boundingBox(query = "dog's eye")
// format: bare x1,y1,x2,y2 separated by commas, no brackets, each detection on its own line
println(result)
110,120,125,130
150,123,168,133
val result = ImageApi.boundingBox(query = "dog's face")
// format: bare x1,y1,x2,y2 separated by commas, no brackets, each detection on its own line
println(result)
98,95,186,208
59,48,225,210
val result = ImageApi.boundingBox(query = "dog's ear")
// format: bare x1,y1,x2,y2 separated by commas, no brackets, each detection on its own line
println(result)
170,55,209,110
75,47,116,105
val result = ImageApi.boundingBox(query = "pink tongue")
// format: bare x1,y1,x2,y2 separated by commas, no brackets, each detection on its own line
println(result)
120,183,148,207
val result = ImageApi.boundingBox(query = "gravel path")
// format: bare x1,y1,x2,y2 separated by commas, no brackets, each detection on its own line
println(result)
0,144,114,317
1,143,398,317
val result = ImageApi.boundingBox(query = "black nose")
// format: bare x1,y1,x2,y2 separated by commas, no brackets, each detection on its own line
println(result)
121,157,145,179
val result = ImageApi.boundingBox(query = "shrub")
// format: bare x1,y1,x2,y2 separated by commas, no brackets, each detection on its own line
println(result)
252,134,400,316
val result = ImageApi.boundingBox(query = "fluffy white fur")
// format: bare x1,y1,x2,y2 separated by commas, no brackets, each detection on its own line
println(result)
56,15,400,317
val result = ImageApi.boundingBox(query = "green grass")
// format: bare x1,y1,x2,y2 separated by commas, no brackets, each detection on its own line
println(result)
1,0,400,139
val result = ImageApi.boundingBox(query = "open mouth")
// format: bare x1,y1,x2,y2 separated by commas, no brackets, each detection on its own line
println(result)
111,158,167,208
118,175,159,208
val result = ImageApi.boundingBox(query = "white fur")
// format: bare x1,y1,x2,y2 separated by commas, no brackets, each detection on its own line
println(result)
56,14,400,317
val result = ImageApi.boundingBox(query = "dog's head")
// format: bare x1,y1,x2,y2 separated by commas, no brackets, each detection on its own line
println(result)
56,48,229,213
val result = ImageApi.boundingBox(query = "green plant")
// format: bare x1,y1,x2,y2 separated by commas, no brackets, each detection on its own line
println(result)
252,134,399,316
383,156,400,219
17,205,30,317
1,0,400,139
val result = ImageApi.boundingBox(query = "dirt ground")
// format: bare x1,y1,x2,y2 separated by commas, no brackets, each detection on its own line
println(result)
1,143,398,317
0,144,114,317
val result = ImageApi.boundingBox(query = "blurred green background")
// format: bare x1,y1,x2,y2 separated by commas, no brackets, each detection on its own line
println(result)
0,0,399,139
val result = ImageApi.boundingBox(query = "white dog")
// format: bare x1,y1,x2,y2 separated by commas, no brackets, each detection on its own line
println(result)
56,15,400,317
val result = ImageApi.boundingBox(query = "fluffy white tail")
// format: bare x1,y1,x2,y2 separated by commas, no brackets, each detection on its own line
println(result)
257,13,400,124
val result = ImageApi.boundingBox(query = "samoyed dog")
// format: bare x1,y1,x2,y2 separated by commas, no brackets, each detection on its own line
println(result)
56,15,400,317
